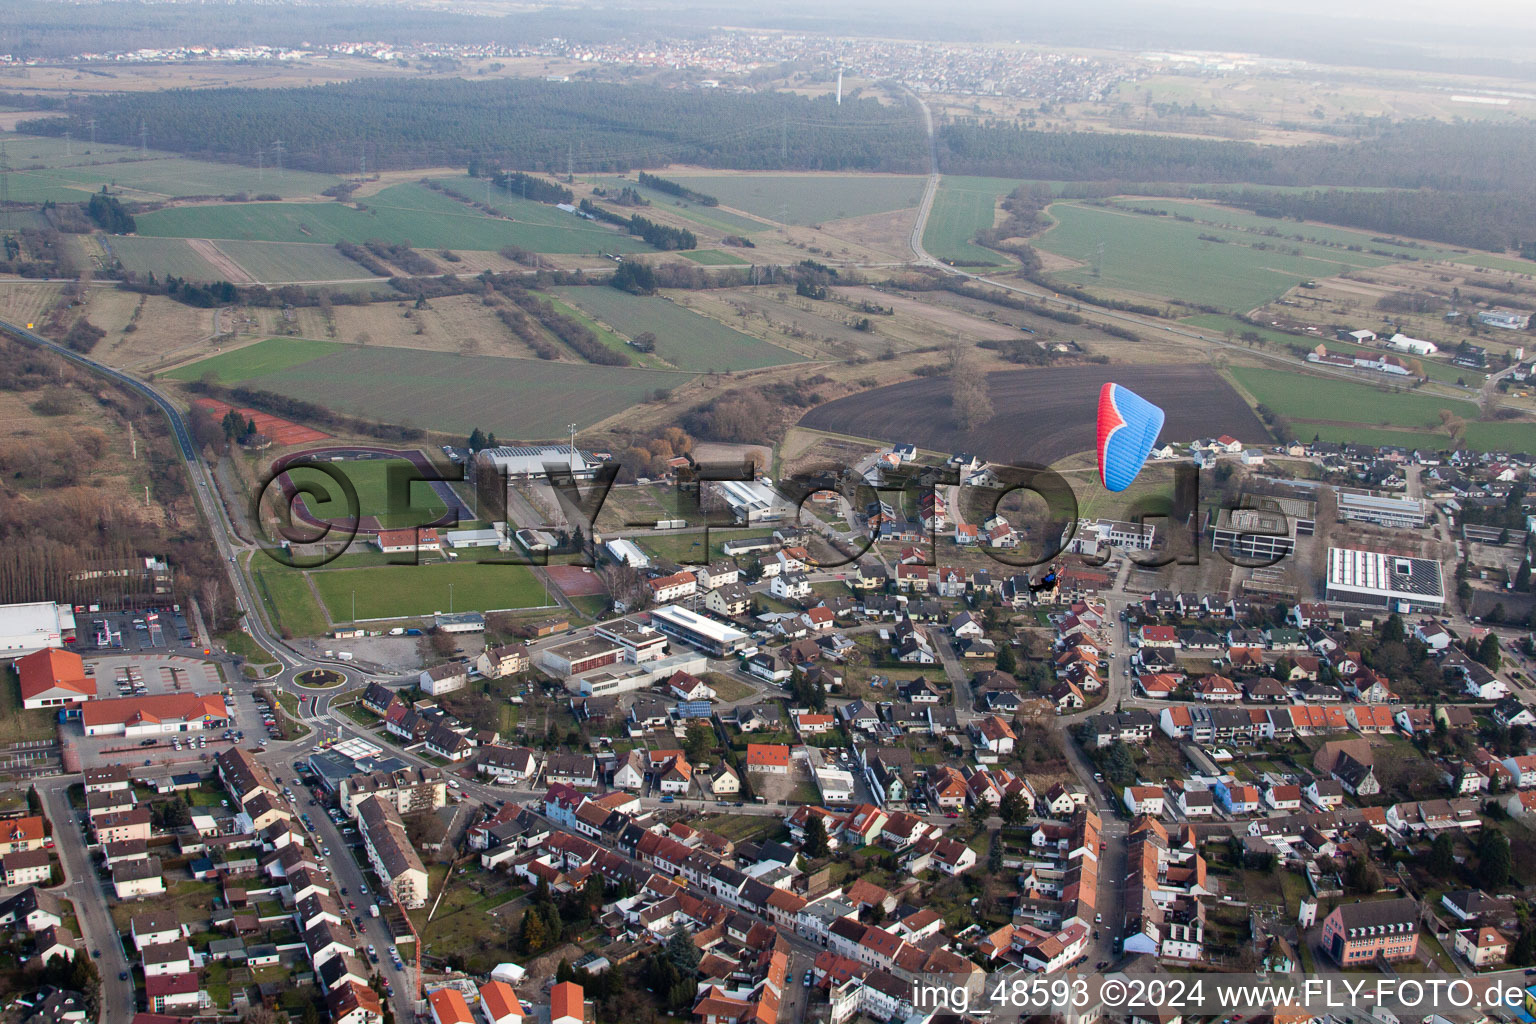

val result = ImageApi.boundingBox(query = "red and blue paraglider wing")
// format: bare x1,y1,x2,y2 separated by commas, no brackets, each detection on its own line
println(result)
1096,382,1165,492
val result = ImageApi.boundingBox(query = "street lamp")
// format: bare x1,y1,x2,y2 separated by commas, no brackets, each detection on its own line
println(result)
449,582,454,614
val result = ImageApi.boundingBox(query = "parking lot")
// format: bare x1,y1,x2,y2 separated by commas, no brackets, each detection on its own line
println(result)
61,656,244,772
85,654,221,698
74,607,196,655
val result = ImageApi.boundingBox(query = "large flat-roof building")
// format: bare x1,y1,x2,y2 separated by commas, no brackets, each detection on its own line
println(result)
1209,507,1296,562
476,445,596,480
1325,548,1444,612
647,605,748,657
712,480,786,524
0,602,77,655
81,693,229,737
1337,490,1428,530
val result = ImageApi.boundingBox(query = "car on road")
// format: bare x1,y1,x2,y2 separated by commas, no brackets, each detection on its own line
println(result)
118,972,129,981
1097,961,1109,970
359,884,368,894
92,949,101,959
348,901,356,910
1095,913,1102,923
944,811,958,819
803,971,813,986
353,916,363,928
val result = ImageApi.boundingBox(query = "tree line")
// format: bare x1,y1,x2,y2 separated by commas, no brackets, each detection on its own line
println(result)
636,172,719,206
18,78,926,175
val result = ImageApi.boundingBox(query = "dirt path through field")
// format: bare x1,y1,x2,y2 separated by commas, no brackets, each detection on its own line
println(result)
189,239,256,284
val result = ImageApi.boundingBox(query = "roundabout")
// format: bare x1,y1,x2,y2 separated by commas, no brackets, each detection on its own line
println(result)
295,667,346,688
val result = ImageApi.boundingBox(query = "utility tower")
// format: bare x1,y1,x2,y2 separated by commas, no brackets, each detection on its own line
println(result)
86,119,97,145
0,141,9,207
272,139,285,176
836,69,843,105
139,120,148,155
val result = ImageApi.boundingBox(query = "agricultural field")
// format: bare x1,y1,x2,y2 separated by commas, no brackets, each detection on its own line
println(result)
1034,202,1397,311
679,249,750,266
590,176,771,235
209,241,380,283
310,561,551,620
279,454,453,530
921,176,1022,266
165,337,345,384
134,182,653,253
0,132,342,200
102,236,226,281
551,286,802,371
0,281,64,326
800,364,1267,465
662,172,924,226
222,343,694,437
1226,366,1536,451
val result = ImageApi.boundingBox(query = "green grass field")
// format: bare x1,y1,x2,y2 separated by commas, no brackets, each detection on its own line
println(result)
105,236,227,280
281,456,450,530
165,337,345,383
211,240,382,282
541,294,665,368
134,182,653,254
679,249,750,266
250,559,331,637
1118,199,1448,259
592,177,771,235
1035,202,1396,311
311,562,551,620
663,173,924,226
921,176,1023,266
552,286,801,371
1225,366,1536,451
226,343,695,436
0,132,342,200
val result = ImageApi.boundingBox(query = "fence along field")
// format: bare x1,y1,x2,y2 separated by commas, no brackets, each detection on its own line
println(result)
231,344,695,438
132,182,652,253
550,287,802,372
1033,202,1399,312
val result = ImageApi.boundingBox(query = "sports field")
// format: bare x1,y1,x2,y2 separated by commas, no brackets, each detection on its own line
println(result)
134,182,653,253
311,562,551,620
210,240,382,282
552,287,802,371
208,342,696,436
166,338,345,383
1035,202,1396,311
663,173,924,226
921,176,1022,266
280,456,452,530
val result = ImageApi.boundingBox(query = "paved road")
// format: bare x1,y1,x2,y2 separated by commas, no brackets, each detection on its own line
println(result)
38,782,136,1024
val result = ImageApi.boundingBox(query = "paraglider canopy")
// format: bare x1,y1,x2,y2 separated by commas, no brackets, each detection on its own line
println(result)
1096,382,1165,492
